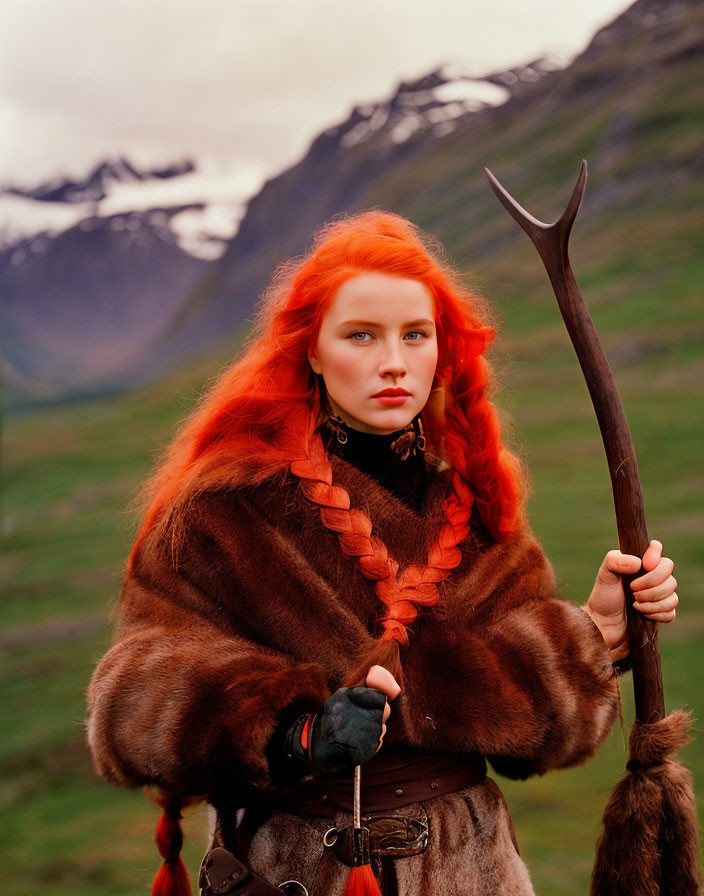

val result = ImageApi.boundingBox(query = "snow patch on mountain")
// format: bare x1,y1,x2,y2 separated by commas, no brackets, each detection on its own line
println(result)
0,56,566,264
0,162,257,260
337,70,518,151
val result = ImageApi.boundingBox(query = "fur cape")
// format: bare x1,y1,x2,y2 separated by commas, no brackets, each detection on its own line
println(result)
87,452,620,802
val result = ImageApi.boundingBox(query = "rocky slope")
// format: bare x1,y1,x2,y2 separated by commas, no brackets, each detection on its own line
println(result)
198,0,702,339
0,68,528,405
2,0,702,406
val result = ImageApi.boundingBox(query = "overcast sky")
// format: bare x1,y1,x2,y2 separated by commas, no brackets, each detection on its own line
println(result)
1,0,633,193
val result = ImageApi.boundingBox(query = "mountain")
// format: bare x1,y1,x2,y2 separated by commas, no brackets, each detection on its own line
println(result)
0,157,251,404
137,60,559,363
0,68,538,406
1,212,210,403
0,155,247,258
2,0,702,407
192,0,703,352
2,157,195,205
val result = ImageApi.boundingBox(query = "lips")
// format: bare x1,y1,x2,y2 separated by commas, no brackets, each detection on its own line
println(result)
372,388,411,406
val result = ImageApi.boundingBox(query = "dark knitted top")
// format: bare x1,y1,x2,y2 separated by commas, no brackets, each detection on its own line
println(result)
321,416,431,513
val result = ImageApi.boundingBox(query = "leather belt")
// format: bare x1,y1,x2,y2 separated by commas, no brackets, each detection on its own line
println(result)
200,847,285,896
200,752,486,894
278,749,487,816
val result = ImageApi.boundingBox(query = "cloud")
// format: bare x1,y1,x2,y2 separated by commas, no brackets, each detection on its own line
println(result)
0,0,632,185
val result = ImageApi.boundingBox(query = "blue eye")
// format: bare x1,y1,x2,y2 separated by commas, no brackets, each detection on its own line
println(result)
347,330,427,343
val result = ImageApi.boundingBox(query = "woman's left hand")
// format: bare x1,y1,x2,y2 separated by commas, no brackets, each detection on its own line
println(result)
583,540,678,662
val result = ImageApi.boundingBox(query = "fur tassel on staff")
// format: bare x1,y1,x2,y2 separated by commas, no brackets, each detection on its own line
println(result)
485,160,700,895
592,710,699,895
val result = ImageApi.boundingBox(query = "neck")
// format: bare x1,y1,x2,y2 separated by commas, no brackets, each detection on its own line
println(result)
321,414,429,511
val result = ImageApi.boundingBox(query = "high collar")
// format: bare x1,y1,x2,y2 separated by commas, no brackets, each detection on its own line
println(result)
320,416,430,512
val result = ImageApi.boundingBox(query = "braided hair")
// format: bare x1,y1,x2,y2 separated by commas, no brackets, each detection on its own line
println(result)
131,209,528,895
129,209,526,579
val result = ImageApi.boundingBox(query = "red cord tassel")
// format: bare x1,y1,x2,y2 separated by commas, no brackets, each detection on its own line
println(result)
342,863,383,896
152,855,192,896
339,821,382,896
151,807,192,896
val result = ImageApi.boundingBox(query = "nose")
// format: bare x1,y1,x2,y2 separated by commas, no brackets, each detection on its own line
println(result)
379,339,407,377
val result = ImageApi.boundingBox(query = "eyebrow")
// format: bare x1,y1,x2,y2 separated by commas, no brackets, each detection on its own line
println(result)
336,318,436,329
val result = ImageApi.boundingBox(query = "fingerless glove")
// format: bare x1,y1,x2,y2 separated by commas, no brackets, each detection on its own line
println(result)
285,686,386,773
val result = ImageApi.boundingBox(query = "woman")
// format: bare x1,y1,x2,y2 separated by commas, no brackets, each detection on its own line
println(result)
86,211,678,896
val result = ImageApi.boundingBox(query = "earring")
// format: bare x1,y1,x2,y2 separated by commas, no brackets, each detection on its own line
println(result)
417,416,426,452
327,412,348,445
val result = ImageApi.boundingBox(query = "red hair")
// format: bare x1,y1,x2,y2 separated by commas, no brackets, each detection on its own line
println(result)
129,210,526,572
135,210,529,893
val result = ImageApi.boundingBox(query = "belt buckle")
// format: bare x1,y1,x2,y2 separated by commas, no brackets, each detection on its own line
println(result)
364,815,429,857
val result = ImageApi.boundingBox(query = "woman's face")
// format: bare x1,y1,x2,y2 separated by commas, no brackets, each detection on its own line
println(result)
308,272,438,435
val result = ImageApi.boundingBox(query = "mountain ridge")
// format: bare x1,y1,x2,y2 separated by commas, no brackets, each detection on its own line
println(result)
2,0,702,408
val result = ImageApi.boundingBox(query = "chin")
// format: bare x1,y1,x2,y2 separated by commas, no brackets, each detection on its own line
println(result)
364,408,418,435
331,397,422,435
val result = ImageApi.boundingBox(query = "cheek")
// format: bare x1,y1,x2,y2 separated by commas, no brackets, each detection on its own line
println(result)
420,342,439,383
318,345,367,395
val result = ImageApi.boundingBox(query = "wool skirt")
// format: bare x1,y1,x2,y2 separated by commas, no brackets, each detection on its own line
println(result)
227,777,534,896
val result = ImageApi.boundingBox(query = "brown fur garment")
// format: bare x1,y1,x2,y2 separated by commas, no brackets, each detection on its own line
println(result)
87,454,620,801
231,777,535,895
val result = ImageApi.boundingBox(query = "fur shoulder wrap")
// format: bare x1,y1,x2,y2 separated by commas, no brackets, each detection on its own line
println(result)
86,455,620,800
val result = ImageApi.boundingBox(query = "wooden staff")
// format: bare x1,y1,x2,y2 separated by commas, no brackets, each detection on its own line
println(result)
484,161,699,895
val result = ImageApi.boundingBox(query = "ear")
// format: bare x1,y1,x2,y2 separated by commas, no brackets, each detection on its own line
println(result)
308,346,322,375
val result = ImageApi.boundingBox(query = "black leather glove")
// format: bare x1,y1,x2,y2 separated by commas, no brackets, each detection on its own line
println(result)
285,686,386,773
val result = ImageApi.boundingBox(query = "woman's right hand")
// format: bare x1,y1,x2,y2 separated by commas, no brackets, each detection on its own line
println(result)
287,665,400,772
365,664,401,753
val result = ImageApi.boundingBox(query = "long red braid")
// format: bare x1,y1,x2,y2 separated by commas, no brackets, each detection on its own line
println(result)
127,210,527,891
290,412,474,646
290,410,480,896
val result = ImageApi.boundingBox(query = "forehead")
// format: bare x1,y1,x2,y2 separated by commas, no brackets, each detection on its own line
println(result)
324,272,435,324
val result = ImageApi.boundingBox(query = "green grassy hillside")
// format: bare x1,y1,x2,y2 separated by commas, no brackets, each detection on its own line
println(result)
3,2,703,890
3,216,702,894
